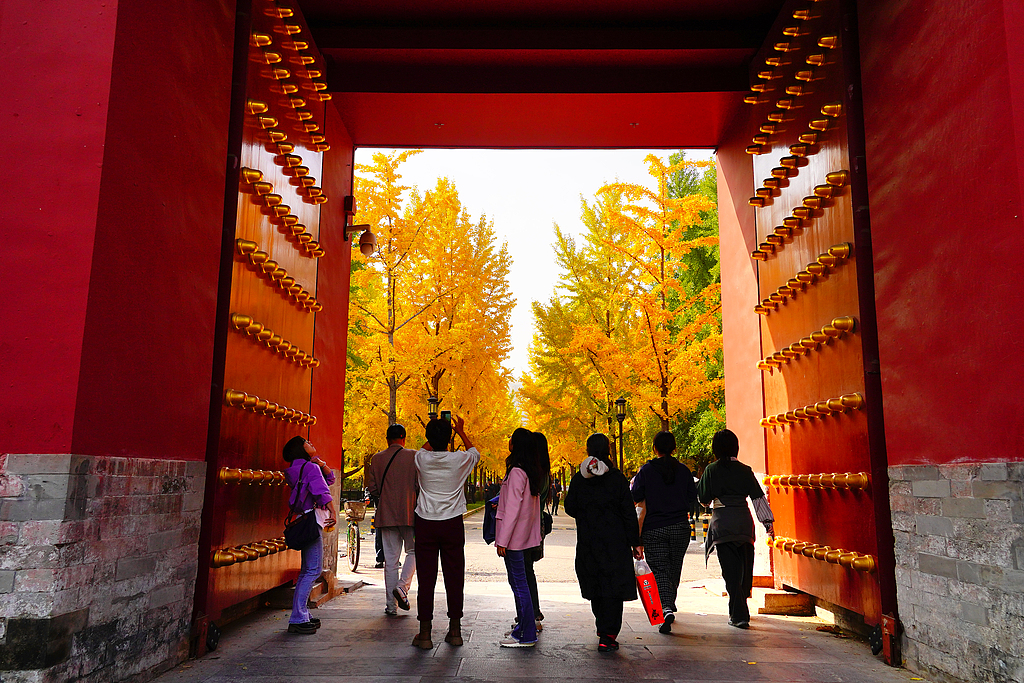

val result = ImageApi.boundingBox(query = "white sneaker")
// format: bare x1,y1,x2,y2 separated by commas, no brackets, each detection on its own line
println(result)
384,607,398,616
393,587,411,611
499,636,537,648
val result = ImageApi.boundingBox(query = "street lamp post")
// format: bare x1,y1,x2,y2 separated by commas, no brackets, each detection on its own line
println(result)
606,412,616,467
615,397,627,471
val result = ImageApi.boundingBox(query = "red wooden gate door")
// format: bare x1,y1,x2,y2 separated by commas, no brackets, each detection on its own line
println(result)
196,1,333,621
745,1,895,627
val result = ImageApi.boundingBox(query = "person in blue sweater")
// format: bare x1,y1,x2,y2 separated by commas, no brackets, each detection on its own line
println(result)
630,431,697,634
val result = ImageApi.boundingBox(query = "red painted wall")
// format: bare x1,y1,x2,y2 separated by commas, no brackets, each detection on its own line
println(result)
717,101,767,472
1,2,118,454
1004,0,1024,245
70,0,235,460
310,105,355,470
858,0,1024,466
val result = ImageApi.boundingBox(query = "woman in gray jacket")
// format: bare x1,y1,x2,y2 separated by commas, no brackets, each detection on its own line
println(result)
696,429,774,629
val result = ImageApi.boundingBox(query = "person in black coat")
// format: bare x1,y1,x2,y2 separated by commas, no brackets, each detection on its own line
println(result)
564,433,644,653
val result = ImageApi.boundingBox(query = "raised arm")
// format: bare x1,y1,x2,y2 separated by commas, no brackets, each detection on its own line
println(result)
453,415,473,450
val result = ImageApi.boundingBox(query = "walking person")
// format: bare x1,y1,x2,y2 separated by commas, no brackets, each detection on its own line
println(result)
630,431,698,634
366,424,418,616
282,437,337,635
550,480,561,515
696,429,775,629
411,416,480,649
564,433,644,653
495,428,543,647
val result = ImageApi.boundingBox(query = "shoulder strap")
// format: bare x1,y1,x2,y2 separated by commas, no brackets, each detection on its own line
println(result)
376,445,403,501
289,461,309,514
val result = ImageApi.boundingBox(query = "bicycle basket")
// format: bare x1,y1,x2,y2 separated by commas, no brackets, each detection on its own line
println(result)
344,501,367,521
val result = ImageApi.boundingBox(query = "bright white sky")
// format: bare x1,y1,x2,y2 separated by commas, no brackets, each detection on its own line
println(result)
353,148,715,380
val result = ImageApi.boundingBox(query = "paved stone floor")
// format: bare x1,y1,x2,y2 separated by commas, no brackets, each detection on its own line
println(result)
157,508,931,683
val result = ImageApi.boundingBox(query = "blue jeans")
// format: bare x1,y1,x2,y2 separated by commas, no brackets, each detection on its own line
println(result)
503,550,536,642
290,528,323,624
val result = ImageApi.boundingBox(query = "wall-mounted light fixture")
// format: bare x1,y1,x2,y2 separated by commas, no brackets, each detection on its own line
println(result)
342,196,376,256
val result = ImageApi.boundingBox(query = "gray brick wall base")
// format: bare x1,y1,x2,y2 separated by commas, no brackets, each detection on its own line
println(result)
0,454,206,683
890,463,1024,683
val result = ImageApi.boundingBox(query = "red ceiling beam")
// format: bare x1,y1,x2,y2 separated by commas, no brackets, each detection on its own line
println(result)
321,58,749,93
309,25,766,50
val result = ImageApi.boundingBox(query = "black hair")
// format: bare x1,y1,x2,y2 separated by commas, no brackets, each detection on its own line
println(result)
386,423,407,442
506,428,541,496
712,429,740,465
283,436,309,463
424,418,452,451
532,431,551,491
586,433,615,469
653,431,676,456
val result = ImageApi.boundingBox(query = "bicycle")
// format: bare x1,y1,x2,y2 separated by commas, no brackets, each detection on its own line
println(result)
343,500,367,572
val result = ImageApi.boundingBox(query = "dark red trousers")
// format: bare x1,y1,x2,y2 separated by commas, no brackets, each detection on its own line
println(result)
413,513,465,622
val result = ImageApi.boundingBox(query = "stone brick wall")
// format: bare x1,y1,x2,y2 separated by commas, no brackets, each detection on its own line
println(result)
889,462,1024,683
0,454,206,682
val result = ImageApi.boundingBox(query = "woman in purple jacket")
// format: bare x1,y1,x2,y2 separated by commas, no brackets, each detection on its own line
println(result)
495,428,542,647
283,436,337,635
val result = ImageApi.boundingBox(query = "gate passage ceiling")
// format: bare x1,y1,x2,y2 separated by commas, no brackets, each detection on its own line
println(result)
297,0,785,148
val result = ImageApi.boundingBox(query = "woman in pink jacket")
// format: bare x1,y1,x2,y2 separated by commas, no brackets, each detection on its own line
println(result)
495,428,542,647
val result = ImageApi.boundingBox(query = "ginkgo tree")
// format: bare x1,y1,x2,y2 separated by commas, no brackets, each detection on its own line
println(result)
519,189,639,475
521,152,725,475
344,151,519,485
594,153,718,431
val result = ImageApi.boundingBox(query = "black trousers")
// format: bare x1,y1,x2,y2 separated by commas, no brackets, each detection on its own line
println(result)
523,551,542,617
716,541,754,623
590,596,624,637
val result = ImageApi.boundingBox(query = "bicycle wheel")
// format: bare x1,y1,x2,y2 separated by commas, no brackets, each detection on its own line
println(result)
347,522,360,572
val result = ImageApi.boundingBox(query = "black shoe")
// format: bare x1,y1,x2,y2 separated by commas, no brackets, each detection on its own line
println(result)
659,612,674,634
374,562,385,568
598,634,619,653
288,622,317,635
309,618,321,629
728,619,750,629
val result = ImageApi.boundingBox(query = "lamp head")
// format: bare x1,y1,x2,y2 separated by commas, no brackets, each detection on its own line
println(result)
615,397,627,420
358,229,376,256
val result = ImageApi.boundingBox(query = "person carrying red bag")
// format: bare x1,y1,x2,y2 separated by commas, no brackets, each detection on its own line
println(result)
630,431,698,634
564,433,644,653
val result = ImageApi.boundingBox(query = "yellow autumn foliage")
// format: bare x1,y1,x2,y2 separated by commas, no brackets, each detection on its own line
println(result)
521,153,724,477
344,151,519,484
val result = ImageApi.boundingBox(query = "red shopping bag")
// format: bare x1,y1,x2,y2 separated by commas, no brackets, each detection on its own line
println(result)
635,559,664,625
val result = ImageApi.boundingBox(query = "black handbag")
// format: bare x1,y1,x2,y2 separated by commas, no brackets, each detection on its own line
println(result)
542,510,553,536
284,462,321,550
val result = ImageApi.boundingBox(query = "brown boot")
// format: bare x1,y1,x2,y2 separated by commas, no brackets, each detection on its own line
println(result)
412,620,433,649
444,618,463,646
